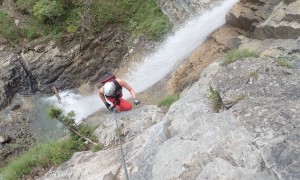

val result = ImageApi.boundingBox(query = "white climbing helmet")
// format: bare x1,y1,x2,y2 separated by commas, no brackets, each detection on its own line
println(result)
103,82,116,96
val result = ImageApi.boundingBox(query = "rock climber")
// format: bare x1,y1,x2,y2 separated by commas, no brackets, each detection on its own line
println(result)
98,72,141,112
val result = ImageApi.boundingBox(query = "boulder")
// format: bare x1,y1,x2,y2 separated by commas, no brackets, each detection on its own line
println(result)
254,1,300,39
227,0,300,39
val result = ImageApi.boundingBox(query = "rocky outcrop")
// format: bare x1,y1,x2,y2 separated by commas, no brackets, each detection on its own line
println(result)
0,26,130,168
227,0,300,39
2,0,300,178
21,26,128,93
167,25,244,94
0,103,35,168
0,45,30,109
41,54,300,179
157,0,223,24
237,36,300,60
169,0,300,93
0,26,129,109
254,0,300,39
227,0,280,31
38,1,300,179
211,57,300,179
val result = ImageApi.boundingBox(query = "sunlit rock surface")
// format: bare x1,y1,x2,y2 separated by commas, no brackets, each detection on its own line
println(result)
41,54,300,179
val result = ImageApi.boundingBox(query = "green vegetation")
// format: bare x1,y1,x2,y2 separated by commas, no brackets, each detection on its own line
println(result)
249,70,258,78
33,0,65,23
0,105,100,179
92,144,102,152
0,139,86,180
1,0,171,44
90,0,171,40
209,87,223,113
158,95,179,108
276,58,292,68
0,11,20,43
222,49,258,66
48,105,98,145
16,0,36,13
21,20,40,40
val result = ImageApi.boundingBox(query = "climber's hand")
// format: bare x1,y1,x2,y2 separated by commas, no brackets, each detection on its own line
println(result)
134,99,141,105
105,102,111,110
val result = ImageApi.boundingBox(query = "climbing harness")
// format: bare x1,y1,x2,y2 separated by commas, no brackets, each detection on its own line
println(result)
112,108,129,180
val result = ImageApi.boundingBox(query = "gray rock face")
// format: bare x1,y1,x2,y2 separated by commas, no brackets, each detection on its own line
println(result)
41,54,300,179
227,0,281,30
0,26,128,110
91,106,165,147
0,47,30,109
21,26,128,93
228,0,300,39
42,106,169,180
212,57,300,179
254,1,300,39
3,0,300,178
156,0,223,24
39,0,300,179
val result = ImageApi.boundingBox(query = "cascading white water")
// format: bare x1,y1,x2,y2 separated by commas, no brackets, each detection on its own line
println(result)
47,0,238,122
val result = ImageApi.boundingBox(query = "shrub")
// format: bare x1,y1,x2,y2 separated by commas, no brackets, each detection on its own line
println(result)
3,0,171,44
74,124,98,142
22,22,40,40
0,106,100,179
16,0,37,14
222,49,258,66
90,0,171,40
0,139,85,180
158,95,179,108
67,24,78,34
0,11,20,43
126,1,171,40
209,87,223,113
276,58,292,68
33,0,65,23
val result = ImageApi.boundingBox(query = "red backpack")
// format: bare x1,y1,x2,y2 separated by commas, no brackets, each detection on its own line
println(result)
99,72,116,84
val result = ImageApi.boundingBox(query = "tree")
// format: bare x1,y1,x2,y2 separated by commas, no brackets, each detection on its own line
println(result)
48,105,99,145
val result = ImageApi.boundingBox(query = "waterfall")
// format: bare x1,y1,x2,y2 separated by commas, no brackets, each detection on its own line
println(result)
47,0,238,122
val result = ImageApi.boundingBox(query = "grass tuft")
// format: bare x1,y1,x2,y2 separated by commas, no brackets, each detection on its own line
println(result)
92,144,102,152
158,95,179,108
276,58,292,68
0,106,100,179
222,49,258,66
0,139,86,180
209,87,223,113
0,10,20,43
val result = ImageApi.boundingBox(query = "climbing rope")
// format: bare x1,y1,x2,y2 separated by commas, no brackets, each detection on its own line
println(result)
112,109,129,180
